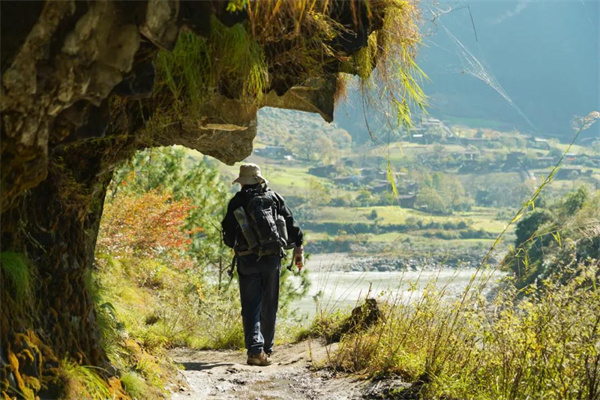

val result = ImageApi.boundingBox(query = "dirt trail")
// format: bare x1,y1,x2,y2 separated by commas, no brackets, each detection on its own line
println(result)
169,340,409,399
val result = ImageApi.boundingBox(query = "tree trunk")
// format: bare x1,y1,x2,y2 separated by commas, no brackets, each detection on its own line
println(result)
1,140,119,397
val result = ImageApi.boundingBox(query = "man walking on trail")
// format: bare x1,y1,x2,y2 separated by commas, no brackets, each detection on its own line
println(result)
222,163,304,366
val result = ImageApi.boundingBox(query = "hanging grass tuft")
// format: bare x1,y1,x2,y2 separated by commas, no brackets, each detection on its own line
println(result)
155,15,268,113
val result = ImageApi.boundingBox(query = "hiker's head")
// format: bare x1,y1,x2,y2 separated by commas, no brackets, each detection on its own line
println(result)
233,163,267,186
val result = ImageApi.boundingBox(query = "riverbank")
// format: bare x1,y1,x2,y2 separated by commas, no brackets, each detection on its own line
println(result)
305,251,500,272
292,252,505,319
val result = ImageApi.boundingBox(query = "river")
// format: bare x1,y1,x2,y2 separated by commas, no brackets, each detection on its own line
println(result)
290,253,503,319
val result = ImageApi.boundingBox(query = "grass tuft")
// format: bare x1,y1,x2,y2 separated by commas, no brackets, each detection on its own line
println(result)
59,359,111,400
155,16,268,111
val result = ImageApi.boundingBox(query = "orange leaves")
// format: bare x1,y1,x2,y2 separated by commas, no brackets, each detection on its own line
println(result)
98,190,195,259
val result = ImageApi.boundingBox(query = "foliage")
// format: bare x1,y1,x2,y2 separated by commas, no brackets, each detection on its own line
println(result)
156,17,267,109
355,189,375,207
98,190,193,262
120,372,148,399
278,261,311,322
558,185,588,218
93,147,243,397
410,171,473,215
474,177,535,208
415,186,449,215
94,253,244,350
348,0,427,131
154,0,425,134
504,188,599,289
107,146,229,275
307,178,332,206
513,209,554,248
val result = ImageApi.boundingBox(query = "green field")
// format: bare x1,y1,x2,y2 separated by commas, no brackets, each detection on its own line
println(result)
315,205,507,234
212,126,598,256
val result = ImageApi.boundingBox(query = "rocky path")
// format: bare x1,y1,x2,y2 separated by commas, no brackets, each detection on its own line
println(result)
169,340,410,400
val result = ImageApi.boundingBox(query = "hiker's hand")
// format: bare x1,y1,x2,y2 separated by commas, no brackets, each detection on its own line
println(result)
295,246,304,271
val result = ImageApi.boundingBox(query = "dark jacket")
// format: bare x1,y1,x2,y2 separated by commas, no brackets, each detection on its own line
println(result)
222,184,303,251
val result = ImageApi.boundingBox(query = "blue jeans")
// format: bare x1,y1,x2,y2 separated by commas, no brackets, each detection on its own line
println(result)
237,254,280,355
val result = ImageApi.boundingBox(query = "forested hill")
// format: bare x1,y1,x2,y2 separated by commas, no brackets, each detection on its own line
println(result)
335,0,600,143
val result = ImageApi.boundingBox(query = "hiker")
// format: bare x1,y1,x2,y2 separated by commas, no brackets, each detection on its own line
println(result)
222,163,304,366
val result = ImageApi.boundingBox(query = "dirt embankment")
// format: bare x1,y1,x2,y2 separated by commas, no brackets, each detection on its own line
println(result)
170,340,411,400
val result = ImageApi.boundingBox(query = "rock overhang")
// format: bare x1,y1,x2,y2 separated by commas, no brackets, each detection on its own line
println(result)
1,0,394,209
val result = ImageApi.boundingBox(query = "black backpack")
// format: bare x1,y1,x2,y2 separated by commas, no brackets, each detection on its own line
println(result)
234,187,288,257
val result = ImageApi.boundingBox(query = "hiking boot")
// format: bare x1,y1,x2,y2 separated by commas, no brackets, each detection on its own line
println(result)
247,351,271,366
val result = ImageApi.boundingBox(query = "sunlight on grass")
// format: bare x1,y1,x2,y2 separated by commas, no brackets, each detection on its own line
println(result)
315,263,600,399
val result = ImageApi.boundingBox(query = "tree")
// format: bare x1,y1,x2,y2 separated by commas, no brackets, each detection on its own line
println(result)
98,190,193,260
514,209,555,248
308,178,332,206
420,171,472,212
504,189,600,289
355,189,374,207
558,186,588,217
109,146,230,277
416,186,449,215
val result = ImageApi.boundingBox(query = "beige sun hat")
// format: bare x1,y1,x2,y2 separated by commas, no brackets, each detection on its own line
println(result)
232,163,267,185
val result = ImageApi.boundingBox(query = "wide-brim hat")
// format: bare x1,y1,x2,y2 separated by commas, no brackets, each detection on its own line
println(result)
232,163,267,185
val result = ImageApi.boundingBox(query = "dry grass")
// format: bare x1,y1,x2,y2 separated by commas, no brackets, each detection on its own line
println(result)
316,263,600,399
154,0,425,132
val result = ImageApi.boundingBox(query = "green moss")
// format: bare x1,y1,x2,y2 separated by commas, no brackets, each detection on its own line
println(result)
121,371,147,399
0,252,33,305
210,17,267,100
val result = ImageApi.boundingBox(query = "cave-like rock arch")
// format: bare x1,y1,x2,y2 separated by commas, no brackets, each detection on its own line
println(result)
0,1,421,397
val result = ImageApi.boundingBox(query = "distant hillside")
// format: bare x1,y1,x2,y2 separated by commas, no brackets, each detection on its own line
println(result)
334,1,599,143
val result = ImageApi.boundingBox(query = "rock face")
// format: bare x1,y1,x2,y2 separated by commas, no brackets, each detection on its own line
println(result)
0,0,395,397
2,1,142,209
1,0,365,210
